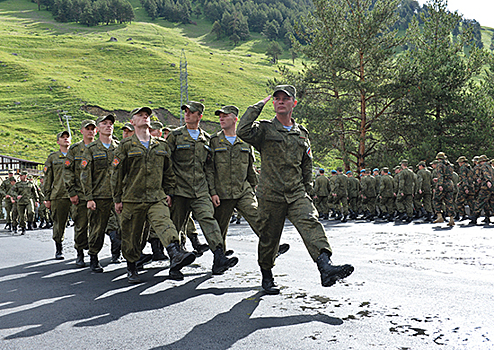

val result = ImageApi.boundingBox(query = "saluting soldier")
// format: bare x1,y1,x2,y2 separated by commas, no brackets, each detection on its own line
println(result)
63,119,97,268
81,114,119,273
237,85,353,294
10,171,39,235
167,101,238,275
112,107,196,283
43,130,72,260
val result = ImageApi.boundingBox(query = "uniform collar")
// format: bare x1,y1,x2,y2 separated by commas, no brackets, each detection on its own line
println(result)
272,117,300,134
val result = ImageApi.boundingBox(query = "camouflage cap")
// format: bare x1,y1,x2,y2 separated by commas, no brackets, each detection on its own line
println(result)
393,165,401,171
401,159,408,165
150,120,163,130
456,156,467,163
20,171,28,176
131,106,153,116
382,167,389,173
215,105,239,116
121,122,134,131
181,101,204,114
56,130,70,140
96,114,115,125
478,154,488,162
81,119,96,129
472,156,479,162
436,152,446,160
163,126,171,132
417,161,426,167
336,167,343,172
430,160,438,165
273,85,296,99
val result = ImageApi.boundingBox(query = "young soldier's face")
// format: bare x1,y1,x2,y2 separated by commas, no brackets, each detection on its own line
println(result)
150,128,162,137
219,112,237,130
57,135,71,148
81,125,97,139
273,91,297,115
184,108,202,125
97,120,114,137
122,128,134,138
132,112,150,128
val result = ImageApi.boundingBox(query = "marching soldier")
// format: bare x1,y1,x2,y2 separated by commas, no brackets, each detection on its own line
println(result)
10,171,39,235
313,168,330,220
432,152,456,226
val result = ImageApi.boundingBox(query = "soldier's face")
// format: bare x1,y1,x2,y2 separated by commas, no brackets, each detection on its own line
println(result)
273,92,297,115
20,175,26,181
122,128,134,138
163,130,170,139
132,112,151,128
81,125,97,139
219,112,237,130
97,120,114,137
150,128,162,137
57,135,71,147
184,108,202,125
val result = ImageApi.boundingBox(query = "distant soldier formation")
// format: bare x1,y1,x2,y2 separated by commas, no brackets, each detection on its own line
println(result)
312,153,491,228
1,85,355,294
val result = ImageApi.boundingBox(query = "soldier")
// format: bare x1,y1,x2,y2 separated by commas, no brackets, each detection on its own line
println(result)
360,169,377,220
26,175,41,230
433,152,455,226
416,161,433,221
332,167,348,222
121,122,135,139
409,166,420,219
1,171,15,231
63,119,97,268
43,130,72,259
373,168,383,218
313,168,330,220
237,85,354,294
395,160,414,223
80,114,119,273
379,167,394,221
468,155,493,225
112,106,196,283
10,171,39,235
37,177,50,228
328,170,337,217
346,171,360,219
456,156,474,221
166,101,238,275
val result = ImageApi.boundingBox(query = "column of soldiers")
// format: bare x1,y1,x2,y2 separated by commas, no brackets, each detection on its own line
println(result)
312,151,494,227
24,84,353,291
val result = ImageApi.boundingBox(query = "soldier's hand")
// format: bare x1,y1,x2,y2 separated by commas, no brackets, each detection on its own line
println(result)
262,95,272,105
70,195,79,205
115,202,123,214
45,200,51,209
419,189,422,194
17,195,22,200
211,195,220,207
439,186,443,191
488,182,492,189
87,200,96,211
166,195,172,207
465,189,469,194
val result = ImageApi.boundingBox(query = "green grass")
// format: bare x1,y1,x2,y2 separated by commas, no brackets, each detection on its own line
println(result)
0,0,303,162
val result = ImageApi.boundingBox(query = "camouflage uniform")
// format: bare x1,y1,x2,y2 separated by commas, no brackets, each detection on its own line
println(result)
64,140,91,251
456,160,474,217
396,166,414,218
416,165,433,214
472,159,494,218
111,133,180,263
1,177,14,226
379,172,394,216
43,150,71,244
208,130,260,247
313,173,330,218
360,173,377,217
347,173,360,217
81,138,119,256
10,177,38,231
433,159,455,217
237,100,332,270
332,172,348,216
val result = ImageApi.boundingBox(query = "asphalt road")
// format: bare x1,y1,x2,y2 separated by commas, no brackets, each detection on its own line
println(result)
0,218,492,349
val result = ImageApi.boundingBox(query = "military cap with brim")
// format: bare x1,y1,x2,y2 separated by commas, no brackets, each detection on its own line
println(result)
215,105,239,116
393,165,401,171
81,119,96,129
181,101,204,114
163,126,171,132
121,122,134,131
336,167,343,172
273,85,296,98
57,130,70,140
456,156,467,163
478,154,488,162
400,159,408,165
436,152,446,160
472,156,479,162
150,121,164,130
96,114,115,125
131,107,153,116
20,171,28,176
382,167,389,172
417,161,426,167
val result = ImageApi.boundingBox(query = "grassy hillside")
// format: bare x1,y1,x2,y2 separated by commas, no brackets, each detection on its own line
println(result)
0,0,302,163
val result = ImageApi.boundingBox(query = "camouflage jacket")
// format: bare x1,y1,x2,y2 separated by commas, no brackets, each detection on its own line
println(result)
43,150,70,200
63,140,89,199
333,173,348,197
475,162,494,191
435,160,454,191
207,130,258,199
398,168,414,195
314,175,330,197
81,138,119,200
237,101,313,203
457,163,474,193
417,168,432,194
360,175,376,197
347,176,360,198
167,125,213,199
379,174,394,197
10,180,38,205
111,134,175,203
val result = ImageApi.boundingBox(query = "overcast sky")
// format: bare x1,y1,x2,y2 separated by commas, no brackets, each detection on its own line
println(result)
417,0,494,28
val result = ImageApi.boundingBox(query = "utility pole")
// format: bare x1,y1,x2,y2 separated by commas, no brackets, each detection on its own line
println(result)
179,49,188,126
62,112,72,137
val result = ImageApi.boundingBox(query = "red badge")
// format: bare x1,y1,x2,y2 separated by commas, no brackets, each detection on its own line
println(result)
43,166,47,173
112,157,120,167
81,159,88,168
64,159,71,167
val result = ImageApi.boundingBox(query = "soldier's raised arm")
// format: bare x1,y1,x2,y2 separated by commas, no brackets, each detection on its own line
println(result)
236,96,271,150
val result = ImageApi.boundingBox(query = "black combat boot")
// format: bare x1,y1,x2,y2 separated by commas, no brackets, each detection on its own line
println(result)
261,268,280,295
423,212,433,222
75,250,86,268
89,254,103,273
341,214,348,223
55,242,64,260
107,230,122,263
212,247,238,275
275,243,290,258
405,215,413,223
135,253,153,270
230,215,236,223
236,217,241,224
27,222,33,231
38,218,45,228
166,242,196,280
316,251,354,287
21,227,26,235
127,262,140,284
46,220,53,229
4,223,10,231
189,234,209,257
150,238,168,261
468,216,478,226
482,216,491,224
12,225,17,234
32,221,37,229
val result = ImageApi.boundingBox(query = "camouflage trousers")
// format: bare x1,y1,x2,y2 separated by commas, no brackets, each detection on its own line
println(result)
332,194,348,215
88,199,113,256
362,196,376,215
433,189,455,217
51,198,71,243
380,196,395,214
257,195,331,270
396,194,413,216
473,188,494,217
415,192,433,213
72,200,89,251
348,196,359,213
4,199,13,224
313,196,329,216
457,191,475,216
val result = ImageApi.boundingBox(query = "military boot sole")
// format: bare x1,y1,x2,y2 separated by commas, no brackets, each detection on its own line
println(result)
276,244,290,258
169,269,184,281
127,270,141,284
212,256,238,275
90,264,104,273
136,254,153,269
55,254,64,260
321,264,354,287
262,279,280,295
170,252,196,272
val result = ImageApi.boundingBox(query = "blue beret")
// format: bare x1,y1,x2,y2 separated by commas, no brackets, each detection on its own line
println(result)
373,168,379,172
360,169,365,173
331,170,337,173
346,171,352,174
